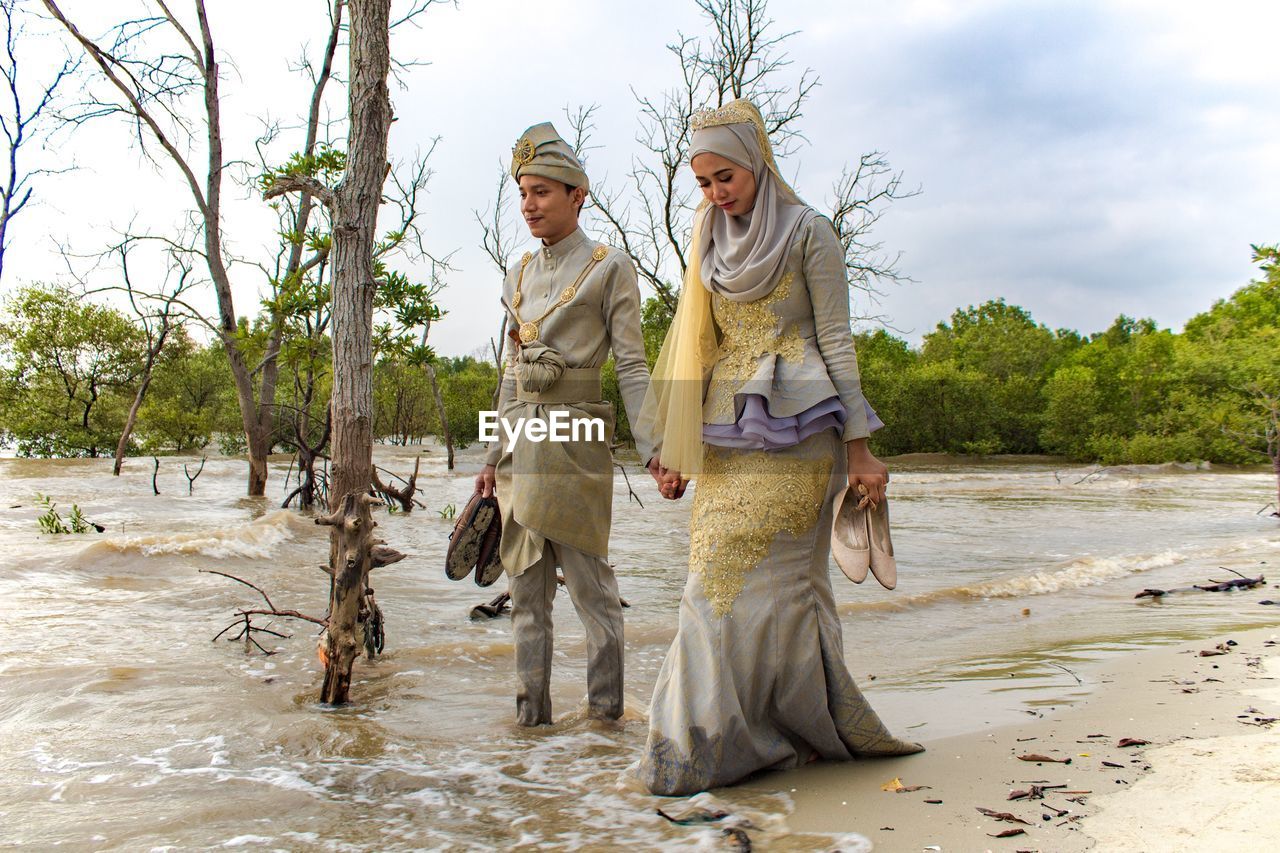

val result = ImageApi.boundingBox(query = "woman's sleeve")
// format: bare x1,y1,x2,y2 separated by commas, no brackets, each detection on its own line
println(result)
803,217,871,441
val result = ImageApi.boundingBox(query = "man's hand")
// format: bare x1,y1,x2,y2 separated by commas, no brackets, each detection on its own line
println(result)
648,457,688,500
476,464,496,498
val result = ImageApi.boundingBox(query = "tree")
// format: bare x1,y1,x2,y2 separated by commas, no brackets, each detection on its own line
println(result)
922,299,1072,453
137,336,237,453
373,261,450,467
42,0,346,496
473,163,517,407
70,235,197,474
266,0,415,704
0,0,78,281
0,283,142,456
589,0,914,319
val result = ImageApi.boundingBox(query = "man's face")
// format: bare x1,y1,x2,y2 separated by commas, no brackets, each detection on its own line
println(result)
518,175,583,244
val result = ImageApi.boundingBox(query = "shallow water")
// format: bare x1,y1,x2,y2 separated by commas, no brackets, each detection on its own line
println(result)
2,447,1278,849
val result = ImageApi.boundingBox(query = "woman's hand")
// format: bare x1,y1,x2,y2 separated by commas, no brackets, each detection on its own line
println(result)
475,464,496,498
846,438,887,506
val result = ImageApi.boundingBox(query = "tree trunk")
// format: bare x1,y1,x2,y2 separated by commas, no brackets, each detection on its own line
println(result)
114,321,170,476
113,374,152,475
426,362,454,470
244,425,271,496
320,0,393,705
316,491,379,704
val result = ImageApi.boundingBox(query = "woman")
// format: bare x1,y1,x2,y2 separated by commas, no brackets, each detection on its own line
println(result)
637,99,922,796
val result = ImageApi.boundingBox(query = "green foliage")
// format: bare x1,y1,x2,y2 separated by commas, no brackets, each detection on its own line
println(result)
640,296,674,365
439,360,499,449
851,255,1280,466
137,332,240,453
0,284,144,457
257,143,346,196
601,358,628,447
373,359,435,445
35,493,91,534
7,241,1277,471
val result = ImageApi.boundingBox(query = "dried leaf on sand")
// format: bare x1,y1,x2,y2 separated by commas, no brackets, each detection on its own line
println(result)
880,776,931,793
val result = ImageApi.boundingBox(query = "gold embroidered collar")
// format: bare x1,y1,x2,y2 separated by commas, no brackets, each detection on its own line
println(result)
511,244,609,344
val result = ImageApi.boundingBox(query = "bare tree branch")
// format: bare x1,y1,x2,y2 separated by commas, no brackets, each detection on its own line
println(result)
0,0,80,280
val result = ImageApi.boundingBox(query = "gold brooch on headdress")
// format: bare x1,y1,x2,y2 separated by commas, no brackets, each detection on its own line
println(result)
690,103,756,130
511,137,535,170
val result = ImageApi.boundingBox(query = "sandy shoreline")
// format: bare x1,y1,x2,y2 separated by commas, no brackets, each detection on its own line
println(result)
741,624,1280,851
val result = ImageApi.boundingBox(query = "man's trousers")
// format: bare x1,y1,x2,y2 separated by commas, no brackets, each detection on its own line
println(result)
508,540,624,726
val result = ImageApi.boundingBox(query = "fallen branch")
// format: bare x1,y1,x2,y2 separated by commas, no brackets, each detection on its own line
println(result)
470,589,511,620
976,808,1031,826
372,457,424,511
615,461,644,508
469,575,629,620
1047,662,1082,685
1008,783,1067,801
201,569,326,655
1073,466,1110,485
1195,575,1264,593
1137,571,1264,598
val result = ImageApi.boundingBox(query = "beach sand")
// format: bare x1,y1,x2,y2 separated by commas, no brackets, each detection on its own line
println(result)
744,625,1280,851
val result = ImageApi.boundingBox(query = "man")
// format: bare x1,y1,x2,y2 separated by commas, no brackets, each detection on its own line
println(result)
476,122,658,726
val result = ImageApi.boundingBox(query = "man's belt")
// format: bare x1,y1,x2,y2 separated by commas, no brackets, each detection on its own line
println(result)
516,367,602,404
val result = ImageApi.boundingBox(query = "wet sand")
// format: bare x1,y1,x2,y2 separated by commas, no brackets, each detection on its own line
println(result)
755,625,1280,851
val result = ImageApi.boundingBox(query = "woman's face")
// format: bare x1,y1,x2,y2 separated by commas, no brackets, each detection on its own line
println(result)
691,152,757,217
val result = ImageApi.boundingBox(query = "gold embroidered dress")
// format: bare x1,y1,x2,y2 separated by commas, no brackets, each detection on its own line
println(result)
638,212,921,795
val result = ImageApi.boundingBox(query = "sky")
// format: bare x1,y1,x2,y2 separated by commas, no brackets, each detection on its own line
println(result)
4,0,1279,358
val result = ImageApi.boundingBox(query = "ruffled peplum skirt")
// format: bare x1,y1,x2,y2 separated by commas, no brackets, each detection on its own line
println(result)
638,430,923,796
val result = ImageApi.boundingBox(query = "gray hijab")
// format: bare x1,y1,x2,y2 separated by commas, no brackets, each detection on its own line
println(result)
691,122,811,302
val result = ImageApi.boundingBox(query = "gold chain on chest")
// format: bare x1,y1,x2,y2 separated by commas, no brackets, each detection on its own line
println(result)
511,245,608,344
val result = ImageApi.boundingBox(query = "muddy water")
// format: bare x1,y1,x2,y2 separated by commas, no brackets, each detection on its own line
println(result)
2,447,1278,850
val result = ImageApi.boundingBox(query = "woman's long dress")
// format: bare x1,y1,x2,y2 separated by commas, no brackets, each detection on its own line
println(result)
638,217,922,797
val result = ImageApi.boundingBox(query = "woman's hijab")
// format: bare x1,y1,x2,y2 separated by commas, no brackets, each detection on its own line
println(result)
689,122,811,302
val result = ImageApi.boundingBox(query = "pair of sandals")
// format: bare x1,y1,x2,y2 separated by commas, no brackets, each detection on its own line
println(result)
445,492,504,587
831,484,897,590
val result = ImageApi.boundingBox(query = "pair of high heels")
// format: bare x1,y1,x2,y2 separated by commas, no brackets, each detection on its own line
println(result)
831,484,897,590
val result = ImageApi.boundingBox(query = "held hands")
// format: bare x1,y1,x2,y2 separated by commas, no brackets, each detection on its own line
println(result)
647,457,688,501
475,463,496,498
846,438,888,507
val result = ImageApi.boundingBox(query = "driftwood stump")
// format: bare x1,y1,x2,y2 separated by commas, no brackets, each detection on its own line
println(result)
372,456,421,512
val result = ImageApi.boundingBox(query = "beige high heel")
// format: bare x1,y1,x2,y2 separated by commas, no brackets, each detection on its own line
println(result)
831,484,871,583
866,496,897,590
